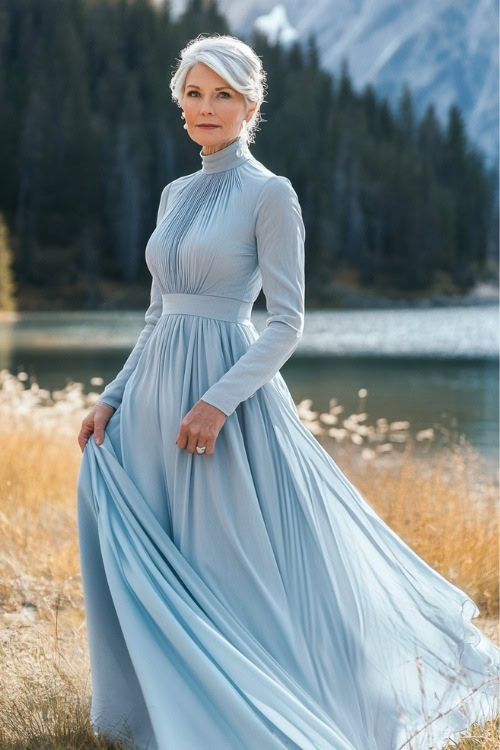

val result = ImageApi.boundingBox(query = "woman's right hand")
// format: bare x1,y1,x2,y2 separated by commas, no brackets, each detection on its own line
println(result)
78,401,116,453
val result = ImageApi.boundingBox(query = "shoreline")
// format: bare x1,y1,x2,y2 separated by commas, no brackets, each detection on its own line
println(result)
305,281,500,311
0,281,498,317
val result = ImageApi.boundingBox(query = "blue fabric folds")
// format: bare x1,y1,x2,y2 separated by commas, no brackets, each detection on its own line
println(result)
78,138,499,749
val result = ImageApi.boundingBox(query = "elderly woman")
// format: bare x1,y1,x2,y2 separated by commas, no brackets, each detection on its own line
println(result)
77,33,499,750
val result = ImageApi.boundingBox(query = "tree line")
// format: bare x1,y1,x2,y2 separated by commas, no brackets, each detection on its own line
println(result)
0,0,497,310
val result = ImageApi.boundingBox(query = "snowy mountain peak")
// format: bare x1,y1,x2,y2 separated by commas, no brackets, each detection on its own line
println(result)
166,0,499,165
253,4,299,47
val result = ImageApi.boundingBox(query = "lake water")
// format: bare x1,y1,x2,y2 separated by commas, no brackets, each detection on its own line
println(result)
1,304,498,477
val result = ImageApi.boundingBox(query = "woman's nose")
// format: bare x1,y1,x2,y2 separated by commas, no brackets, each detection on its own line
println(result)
199,98,214,113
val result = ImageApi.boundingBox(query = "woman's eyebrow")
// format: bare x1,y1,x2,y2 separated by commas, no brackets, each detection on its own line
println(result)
186,84,234,91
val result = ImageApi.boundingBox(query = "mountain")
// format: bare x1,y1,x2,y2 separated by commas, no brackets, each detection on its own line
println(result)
165,0,499,168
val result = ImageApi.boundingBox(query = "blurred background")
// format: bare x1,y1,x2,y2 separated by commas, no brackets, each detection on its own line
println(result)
0,0,498,474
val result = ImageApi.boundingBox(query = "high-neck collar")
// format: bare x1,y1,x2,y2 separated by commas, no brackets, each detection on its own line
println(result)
200,137,252,173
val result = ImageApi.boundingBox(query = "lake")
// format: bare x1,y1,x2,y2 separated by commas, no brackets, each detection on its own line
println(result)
1,304,498,477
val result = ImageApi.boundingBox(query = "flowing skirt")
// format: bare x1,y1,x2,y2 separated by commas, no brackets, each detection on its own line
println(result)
77,312,499,750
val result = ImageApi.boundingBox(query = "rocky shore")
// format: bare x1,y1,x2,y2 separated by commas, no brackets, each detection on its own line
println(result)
307,281,499,311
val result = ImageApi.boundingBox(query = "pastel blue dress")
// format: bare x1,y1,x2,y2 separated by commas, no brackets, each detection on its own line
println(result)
77,137,499,750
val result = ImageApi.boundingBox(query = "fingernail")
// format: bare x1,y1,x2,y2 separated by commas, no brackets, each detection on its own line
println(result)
95,438,101,445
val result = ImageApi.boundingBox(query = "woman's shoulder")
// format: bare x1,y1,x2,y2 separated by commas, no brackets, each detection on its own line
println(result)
159,171,196,197
247,153,296,187
242,159,303,226
156,171,197,218
242,157,299,207
247,164,299,207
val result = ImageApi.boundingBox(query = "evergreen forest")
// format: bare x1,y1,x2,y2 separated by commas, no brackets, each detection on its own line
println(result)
1,0,498,310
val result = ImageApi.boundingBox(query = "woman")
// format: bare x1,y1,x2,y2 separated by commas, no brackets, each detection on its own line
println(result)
77,33,499,750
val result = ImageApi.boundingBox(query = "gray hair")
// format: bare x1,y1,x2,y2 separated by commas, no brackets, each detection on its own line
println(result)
170,33,267,145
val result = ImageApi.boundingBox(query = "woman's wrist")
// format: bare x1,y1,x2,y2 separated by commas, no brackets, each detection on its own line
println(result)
96,399,116,411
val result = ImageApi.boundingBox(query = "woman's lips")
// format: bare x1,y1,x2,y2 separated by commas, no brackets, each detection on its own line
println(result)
197,125,220,128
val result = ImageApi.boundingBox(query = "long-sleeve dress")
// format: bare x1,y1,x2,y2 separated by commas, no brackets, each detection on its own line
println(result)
77,137,499,750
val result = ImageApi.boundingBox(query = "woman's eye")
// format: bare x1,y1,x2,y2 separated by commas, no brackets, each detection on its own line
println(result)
187,91,231,98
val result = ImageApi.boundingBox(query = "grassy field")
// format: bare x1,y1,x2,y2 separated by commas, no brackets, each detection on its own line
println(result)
0,369,498,748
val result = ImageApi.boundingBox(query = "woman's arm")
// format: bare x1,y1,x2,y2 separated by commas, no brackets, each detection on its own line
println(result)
97,183,171,410
199,174,305,417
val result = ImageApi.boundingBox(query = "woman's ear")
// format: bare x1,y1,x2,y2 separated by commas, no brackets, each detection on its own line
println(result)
246,102,258,122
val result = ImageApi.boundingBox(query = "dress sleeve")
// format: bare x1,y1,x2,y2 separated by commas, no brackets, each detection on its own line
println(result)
199,174,305,417
97,183,171,410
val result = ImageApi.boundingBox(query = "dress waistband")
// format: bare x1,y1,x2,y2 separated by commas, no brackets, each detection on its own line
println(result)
161,293,253,325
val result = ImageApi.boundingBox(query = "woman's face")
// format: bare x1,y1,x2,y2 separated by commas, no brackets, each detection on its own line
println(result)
182,63,256,152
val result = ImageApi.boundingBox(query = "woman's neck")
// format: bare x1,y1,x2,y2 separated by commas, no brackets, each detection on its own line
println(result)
201,136,240,156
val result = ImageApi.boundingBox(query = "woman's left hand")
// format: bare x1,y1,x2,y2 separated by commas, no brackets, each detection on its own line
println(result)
175,399,227,455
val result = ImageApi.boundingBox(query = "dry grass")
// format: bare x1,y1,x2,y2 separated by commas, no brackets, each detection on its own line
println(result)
325,438,499,622
0,370,498,748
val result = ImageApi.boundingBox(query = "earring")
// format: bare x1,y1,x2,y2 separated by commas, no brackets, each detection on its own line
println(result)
181,111,187,130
